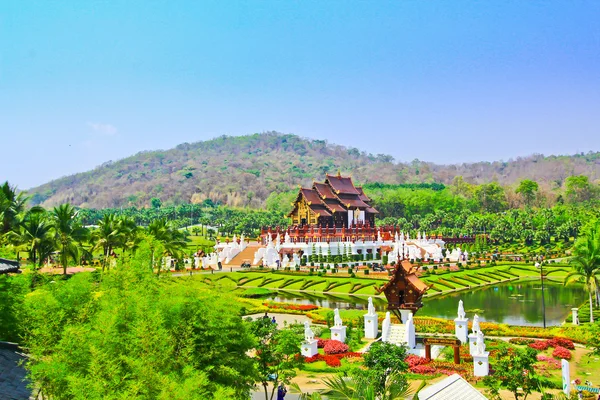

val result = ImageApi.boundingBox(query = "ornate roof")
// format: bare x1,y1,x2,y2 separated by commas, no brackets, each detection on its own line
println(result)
356,186,371,202
289,174,379,218
300,188,322,205
313,182,337,200
376,260,430,296
325,174,361,195
336,194,370,209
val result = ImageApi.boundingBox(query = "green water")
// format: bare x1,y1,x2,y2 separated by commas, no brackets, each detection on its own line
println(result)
267,280,586,327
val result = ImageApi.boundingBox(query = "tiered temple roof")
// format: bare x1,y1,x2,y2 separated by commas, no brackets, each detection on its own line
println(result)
288,173,378,227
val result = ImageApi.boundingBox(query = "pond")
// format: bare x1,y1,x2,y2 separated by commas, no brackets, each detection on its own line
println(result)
266,280,586,327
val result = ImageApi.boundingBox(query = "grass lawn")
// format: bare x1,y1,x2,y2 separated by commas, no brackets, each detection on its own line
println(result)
185,234,216,250
194,262,573,301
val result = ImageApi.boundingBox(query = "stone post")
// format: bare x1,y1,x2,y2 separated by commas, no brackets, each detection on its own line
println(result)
455,300,468,344
331,326,347,343
381,312,391,342
468,332,477,355
469,314,481,355
364,314,378,339
399,309,412,324
364,297,378,339
301,322,318,357
454,317,469,344
473,352,490,376
331,308,347,343
301,340,318,357
405,313,415,349
473,330,489,376
571,308,579,326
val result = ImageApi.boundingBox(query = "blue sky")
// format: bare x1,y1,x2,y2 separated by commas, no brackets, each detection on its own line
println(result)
1,1,599,189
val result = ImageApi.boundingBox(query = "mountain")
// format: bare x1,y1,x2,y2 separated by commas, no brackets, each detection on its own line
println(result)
27,132,600,209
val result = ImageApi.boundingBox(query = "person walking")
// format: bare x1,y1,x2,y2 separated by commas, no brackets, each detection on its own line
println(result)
277,383,287,400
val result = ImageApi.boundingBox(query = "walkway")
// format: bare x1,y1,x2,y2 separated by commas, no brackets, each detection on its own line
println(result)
244,312,312,329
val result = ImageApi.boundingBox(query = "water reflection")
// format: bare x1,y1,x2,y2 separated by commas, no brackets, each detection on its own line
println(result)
266,281,585,327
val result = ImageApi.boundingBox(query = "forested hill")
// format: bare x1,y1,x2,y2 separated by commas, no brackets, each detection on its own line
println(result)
27,132,600,209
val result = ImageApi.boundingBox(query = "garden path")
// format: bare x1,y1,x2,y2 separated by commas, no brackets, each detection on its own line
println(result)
245,312,312,329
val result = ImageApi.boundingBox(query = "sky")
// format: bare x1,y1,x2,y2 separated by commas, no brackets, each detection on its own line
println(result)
1,1,599,189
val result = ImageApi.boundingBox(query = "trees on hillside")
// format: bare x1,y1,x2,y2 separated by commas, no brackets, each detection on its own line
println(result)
516,179,539,207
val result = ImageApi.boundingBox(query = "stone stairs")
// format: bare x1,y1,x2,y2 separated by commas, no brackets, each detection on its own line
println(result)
386,324,406,345
229,245,260,266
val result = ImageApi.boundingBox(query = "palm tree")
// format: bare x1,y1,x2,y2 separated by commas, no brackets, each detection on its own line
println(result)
119,216,142,254
564,222,600,323
91,214,125,272
9,207,53,268
51,204,89,275
0,181,29,235
146,218,188,275
290,373,412,400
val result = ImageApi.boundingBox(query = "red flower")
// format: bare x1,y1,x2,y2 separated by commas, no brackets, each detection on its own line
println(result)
547,338,575,350
528,341,550,351
324,341,349,355
552,346,571,360
405,355,430,368
410,365,436,374
324,355,342,367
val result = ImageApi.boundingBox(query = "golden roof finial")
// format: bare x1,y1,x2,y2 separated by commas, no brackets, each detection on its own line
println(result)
337,169,341,177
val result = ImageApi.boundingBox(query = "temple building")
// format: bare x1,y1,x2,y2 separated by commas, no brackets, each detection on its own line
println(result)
211,173,473,270
288,173,378,227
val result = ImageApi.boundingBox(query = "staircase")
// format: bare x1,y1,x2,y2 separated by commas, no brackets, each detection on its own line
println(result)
228,245,260,266
386,324,406,345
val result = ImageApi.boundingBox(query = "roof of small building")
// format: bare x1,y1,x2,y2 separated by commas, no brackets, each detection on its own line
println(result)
378,259,430,294
0,258,20,274
418,374,488,400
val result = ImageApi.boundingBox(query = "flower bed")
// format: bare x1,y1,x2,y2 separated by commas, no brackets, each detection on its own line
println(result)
528,337,575,352
547,337,575,350
529,340,550,351
304,352,363,367
323,341,349,355
404,355,472,379
508,337,535,345
552,346,572,360
536,355,561,369
262,301,319,311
